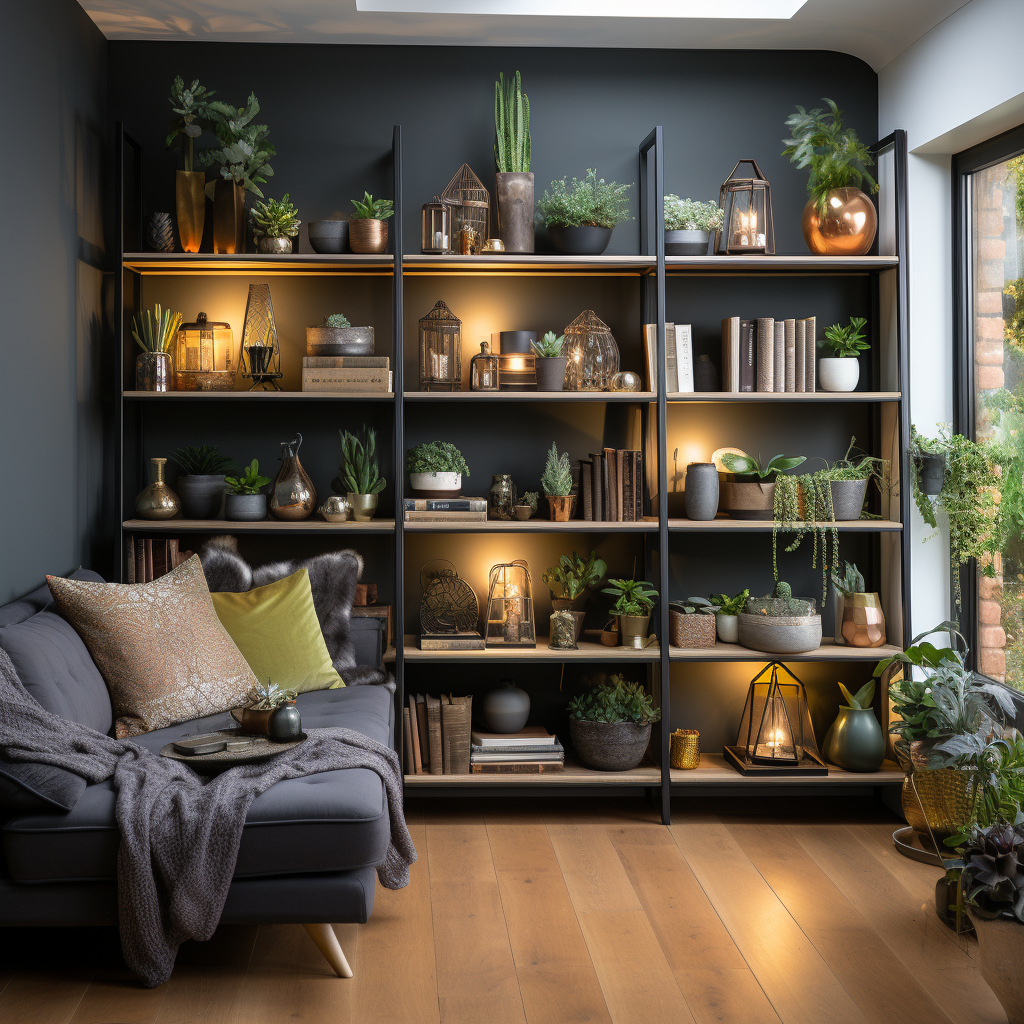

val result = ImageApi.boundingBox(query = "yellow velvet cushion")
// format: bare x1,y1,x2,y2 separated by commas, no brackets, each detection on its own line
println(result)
210,569,343,692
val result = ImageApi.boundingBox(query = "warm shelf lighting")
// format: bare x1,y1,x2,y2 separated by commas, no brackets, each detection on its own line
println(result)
357,0,807,18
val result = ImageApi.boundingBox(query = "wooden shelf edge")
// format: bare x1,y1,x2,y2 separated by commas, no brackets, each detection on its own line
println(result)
402,391,655,402
123,391,394,400
668,639,901,662
404,759,660,786
123,518,397,532
667,391,901,402
403,519,658,532
670,753,904,785
403,636,660,661
664,255,899,271
668,519,902,532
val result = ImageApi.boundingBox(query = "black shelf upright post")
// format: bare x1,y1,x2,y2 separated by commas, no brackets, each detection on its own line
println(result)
392,125,406,770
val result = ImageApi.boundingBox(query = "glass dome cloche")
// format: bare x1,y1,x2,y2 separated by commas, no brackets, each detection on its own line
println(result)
562,309,620,391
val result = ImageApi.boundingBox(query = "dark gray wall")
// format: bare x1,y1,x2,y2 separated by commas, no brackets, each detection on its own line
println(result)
0,0,109,603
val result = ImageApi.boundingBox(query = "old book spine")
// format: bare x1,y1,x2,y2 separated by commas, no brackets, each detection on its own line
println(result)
415,695,430,773
301,368,391,391
470,761,565,774
722,316,740,392
426,695,443,776
403,498,487,511
604,448,617,522
590,453,604,521
302,356,390,368
144,539,154,583
773,321,785,393
739,319,755,392
403,707,415,774
404,511,488,522
784,319,796,392
621,450,633,523
664,322,678,393
443,697,472,775
644,323,657,391
803,316,816,392
634,451,644,521
126,536,136,584
755,318,774,392
794,319,806,393
167,538,179,570
407,695,423,774
675,324,693,392
418,635,486,650
580,461,593,520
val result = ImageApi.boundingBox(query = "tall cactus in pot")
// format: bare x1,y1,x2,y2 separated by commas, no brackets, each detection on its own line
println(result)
493,70,535,253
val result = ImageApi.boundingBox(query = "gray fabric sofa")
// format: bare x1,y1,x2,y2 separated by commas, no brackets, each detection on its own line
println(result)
0,570,393,977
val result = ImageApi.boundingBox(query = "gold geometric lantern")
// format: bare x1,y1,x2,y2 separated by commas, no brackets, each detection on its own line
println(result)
418,299,462,391
563,310,619,391
484,559,536,649
441,163,490,255
173,312,235,391
716,159,775,255
239,283,283,391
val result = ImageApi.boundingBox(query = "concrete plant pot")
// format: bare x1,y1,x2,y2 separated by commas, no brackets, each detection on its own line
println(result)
176,474,227,520
570,719,651,771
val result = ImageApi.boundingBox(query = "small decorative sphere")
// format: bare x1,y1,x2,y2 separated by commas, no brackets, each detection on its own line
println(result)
610,370,642,392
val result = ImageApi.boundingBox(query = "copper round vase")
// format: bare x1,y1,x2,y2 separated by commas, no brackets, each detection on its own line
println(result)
349,218,388,254
269,434,317,520
801,187,877,256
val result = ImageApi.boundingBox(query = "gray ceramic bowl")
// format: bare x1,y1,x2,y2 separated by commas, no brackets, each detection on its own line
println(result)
307,220,349,254
306,325,374,356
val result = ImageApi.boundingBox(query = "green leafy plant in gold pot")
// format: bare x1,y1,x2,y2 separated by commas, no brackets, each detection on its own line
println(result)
349,193,394,254
602,578,658,646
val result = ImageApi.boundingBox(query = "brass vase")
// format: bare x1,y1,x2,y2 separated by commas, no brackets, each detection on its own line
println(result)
175,170,206,253
213,180,246,254
801,187,877,256
348,218,388,254
135,458,180,520
269,434,316,521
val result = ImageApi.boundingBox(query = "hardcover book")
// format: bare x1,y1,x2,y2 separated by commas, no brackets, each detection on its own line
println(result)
403,498,487,511
301,368,392,392
403,511,488,522
675,324,694,392
784,318,796,392
302,356,390,368
721,316,740,392
803,315,817,392
470,761,565,774
755,317,774,392
419,632,486,650
739,319,755,392
794,319,806,393
773,320,785,393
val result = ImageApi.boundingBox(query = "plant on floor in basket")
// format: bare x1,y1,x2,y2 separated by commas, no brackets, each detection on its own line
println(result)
568,673,660,772
737,581,822,655
603,578,658,647
818,316,869,392
532,331,567,391
349,192,394,254
250,194,300,254
539,168,633,255
223,459,271,521
541,442,574,521
708,588,750,643
335,427,386,521
406,440,470,497
663,196,723,255
170,444,236,520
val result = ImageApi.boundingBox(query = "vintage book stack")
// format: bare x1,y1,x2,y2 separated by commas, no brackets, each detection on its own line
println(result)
579,449,644,521
301,355,393,393
125,537,193,583
720,316,817,393
469,726,565,774
403,694,473,775
643,322,693,392
403,497,488,523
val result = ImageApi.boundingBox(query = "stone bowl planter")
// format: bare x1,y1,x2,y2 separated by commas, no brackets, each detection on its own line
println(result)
720,480,775,520
818,356,860,392
829,478,869,521
409,472,461,497
547,225,613,256
306,325,374,357
307,219,349,254
665,229,710,256
570,718,651,771
737,612,822,654
176,474,226,520
225,492,267,522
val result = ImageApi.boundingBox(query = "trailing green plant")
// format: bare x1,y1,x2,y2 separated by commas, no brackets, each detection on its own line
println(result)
337,427,386,495
745,581,816,618
322,313,351,329
602,578,658,617
166,77,231,172
782,97,878,214
132,304,182,353
541,442,573,496
831,560,865,597
169,444,236,476
198,92,275,199
250,194,300,242
821,316,870,358
960,823,1024,922
663,196,723,232
224,460,270,495
709,589,750,616
245,679,298,709
838,679,876,710
532,331,564,357
493,70,531,174
542,551,608,602
350,192,394,221
720,451,806,480
567,674,661,725
405,441,470,477
538,168,633,229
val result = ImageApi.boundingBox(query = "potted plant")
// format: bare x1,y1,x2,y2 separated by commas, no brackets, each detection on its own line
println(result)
538,168,633,256
819,680,885,772
241,680,301,741
831,560,886,648
406,441,470,496
738,582,822,654
334,427,386,521
514,490,539,521
567,674,661,771
169,444,236,519
494,70,534,253
663,196,723,256
250,194,300,254
669,598,717,648
543,550,607,640
818,316,869,392
541,442,574,521
306,313,374,357
132,304,182,392
198,92,275,254
602,578,659,646
910,424,947,496
223,459,271,521
719,450,806,520
348,192,393,254
782,97,879,255
708,589,750,643
531,332,567,391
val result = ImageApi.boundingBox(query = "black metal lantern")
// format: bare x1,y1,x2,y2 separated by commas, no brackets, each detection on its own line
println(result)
716,159,775,255
418,300,462,391
421,196,453,254
239,284,283,391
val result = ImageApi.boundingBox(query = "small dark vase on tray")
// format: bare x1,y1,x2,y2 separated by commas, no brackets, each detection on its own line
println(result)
269,701,303,742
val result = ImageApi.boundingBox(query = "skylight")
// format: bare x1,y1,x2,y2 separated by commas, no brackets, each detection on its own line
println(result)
356,0,807,19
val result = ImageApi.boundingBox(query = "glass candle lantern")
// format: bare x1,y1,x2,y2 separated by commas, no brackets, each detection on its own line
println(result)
442,163,490,256
470,341,499,391
418,299,462,391
498,353,536,390
716,159,775,255
174,312,235,391
563,309,620,391
484,560,536,649
239,283,283,391
421,196,452,254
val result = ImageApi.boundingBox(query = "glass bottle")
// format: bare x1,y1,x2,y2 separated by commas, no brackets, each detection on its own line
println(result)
488,474,516,520
471,341,500,391
269,434,317,521
135,457,180,520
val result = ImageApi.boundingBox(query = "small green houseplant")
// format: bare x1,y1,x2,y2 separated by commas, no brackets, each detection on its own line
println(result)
493,70,533,253
668,596,718,649
663,196,723,255
818,316,869,392
250,194,300,254
349,192,394,254
738,581,822,655
406,441,470,496
831,559,887,649
224,459,271,522
568,673,661,771
335,427,386,520
541,442,574,521
198,92,275,200
532,332,567,391
603,578,658,646
538,168,633,255
708,588,750,643
719,450,806,520
821,677,885,773
170,444,236,520
542,551,607,607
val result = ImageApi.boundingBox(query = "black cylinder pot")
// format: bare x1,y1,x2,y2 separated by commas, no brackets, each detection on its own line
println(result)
547,225,614,256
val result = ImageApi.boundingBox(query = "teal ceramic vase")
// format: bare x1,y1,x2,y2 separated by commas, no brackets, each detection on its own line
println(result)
823,706,885,772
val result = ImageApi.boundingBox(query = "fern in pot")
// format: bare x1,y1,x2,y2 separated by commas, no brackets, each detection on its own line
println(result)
406,441,470,496
170,444,236,519
664,196,723,256
568,674,661,771
334,427,386,520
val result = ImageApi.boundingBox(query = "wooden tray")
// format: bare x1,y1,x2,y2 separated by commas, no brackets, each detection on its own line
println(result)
160,729,307,773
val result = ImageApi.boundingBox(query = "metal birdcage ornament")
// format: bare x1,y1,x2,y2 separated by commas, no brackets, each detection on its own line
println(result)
484,559,536,649
418,299,462,391
441,163,490,256
239,284,283,391
716,159,775,255
563,310,619,391
421,195,454,254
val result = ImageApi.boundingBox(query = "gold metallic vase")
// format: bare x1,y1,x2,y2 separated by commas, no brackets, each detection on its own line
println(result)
269,434,316,521
801,187,877,256
213,180,246,254
175,170,206,253
135,457,180,520
670,730,700,770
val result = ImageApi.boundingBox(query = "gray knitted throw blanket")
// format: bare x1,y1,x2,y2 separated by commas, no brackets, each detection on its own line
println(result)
0,649,415,987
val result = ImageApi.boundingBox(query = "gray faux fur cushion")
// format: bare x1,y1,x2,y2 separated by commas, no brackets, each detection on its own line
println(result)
199,538,386,687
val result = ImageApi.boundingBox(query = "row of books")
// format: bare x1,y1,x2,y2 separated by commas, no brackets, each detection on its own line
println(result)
403,497,487,522
301,355,392,393
580,449,644,522
722,316,817,393
644,323,693,392
125,537,193,583
470,726,565,774
404,693,472,775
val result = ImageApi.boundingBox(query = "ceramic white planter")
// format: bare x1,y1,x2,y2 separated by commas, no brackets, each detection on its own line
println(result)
818,356,860,392
715,613,739,644
409,472,461,494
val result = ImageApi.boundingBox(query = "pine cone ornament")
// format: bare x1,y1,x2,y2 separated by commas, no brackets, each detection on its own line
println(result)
146,212,175,252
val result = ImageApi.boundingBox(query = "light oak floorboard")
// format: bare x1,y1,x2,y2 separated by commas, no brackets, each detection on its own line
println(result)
0,974,89,1024
69,973,169,1024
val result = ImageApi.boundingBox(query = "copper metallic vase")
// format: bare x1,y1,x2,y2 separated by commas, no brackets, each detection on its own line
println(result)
836,592,886,647
175,170,206,253
213,180,246,254
135,458,180,520
269,434,316,521
348,218,388,254
801,187,877,256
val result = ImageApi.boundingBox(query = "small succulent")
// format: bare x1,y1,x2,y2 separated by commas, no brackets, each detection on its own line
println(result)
663,196,723,232
225,459,270,495
745,581,816,618
832,561,865,597
961,824,1024,923
567,674,661,725
336,427,386,496
822,317,870,358
603,578,659,617
250,194,300,241
350,192,394,221
709,589,750,616
541,442,573,496
532,331,565,357
246,680,298,710
170,444,236,476
323,313,351,329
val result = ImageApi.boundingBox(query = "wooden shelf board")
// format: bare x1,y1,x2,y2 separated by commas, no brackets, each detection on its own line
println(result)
403,636,660,662
402,254,655,275
123,391,394,401
404,758,660,786
668,518,902,532
670,753,903,785
403,518,658,532
123,518,396,533
668,639,901,662
665,255,899,273
123,252,393,275
668,391,900,403
403,390,655,402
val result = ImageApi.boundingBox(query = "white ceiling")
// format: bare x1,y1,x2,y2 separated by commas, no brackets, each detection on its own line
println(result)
79,0,970,71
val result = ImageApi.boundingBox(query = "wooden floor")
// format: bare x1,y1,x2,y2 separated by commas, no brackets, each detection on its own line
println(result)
0,796,1008,1024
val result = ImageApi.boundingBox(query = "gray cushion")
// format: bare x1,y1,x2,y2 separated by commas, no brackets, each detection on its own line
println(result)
0,763,87,813
3,684,394,883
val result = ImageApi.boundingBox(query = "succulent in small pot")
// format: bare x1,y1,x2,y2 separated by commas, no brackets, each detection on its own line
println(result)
348,192,393,254
719,450,806,520
250,193,300,254
224,459,271,521
738,581,822,654
170,444,236,519
334,426,386,521
602,578,658,646
708,589,750,644
531,331,567,391
406,440,470,495
669,598,717,649
242,680,301,740
541,442,574,521
663,196,723,256
818,316,869,392
538,168,633,255
568,673,661,771
831,560,886,647
306,312,374,357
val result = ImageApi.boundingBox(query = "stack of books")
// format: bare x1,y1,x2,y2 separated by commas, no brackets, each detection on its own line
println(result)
721,316,816,393
301,355,392,393
578,450,643,521
470,726,565,774
643,322,693,392
125,537,193,583
403,497,487,523
404,693,473,775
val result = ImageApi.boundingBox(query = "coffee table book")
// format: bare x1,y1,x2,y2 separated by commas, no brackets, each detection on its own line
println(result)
470,761,565,774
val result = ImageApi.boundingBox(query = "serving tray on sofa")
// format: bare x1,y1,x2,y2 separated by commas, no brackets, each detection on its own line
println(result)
160,729,307,772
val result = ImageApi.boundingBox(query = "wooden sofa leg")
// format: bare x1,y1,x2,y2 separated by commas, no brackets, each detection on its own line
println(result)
302,923,354,978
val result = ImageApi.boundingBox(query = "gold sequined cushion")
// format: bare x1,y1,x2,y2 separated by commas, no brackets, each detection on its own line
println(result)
47,556,257,738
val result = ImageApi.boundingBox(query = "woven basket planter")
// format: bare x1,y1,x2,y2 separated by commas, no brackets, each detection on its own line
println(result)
669,609,717,648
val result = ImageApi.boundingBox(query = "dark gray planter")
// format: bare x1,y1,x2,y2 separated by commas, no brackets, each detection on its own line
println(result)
225,492,267,522
307,220,349,254
548,225,613,256
684,462,719,520
480,682,530,733
570,719,651,771
535,356,567,391
665,229,710,256
498,331,537,354
306,325,374,357
917,454,946,495
822,706,885,772
176,475,226,520
829,478,869,521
